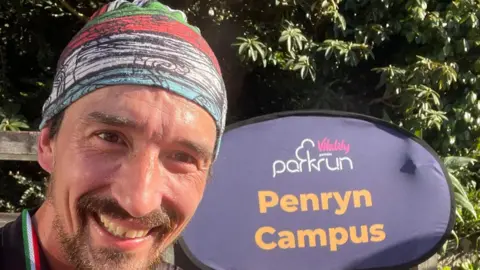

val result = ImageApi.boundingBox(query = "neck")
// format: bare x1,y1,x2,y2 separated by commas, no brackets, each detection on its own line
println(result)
32,203,75,270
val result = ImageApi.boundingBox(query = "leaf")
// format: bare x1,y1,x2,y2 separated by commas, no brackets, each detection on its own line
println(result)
324,47,333,60
294,36,303,50
449,172,468,197
468,92,477,104
456,208,464,224
238,43,248,54
421,1,427,10
366,48,375,59
248,48,257,61
251,50,258,61
337,14,347,31
406,32,415,43
414,129,423,138
292,63,303,71
321,0,329,9
462,38,470,53
375,72,387,90
432,93,440,106
300,67,306,79
308,68,316,82
470,14,479,29
442,45,452,57
348,51,358,66
382,110,393,123
253,43,265,59
444,156,477,168
452,230,460,249
438,79,444,91
454,192,477,219
279,34,288,43
9,121,29,129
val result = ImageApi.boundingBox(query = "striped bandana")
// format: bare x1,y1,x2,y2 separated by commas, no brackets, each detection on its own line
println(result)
40,0,227,157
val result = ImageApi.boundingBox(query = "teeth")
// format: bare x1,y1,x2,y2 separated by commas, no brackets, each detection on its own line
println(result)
125,230,138,238
99,214,150,239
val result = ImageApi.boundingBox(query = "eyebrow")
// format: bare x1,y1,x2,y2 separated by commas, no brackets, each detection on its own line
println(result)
86,111,214,161
87,111,138,128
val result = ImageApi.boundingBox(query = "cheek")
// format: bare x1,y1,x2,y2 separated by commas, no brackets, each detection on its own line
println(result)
49,144,123,233
168,175,207,222
55,145,123,199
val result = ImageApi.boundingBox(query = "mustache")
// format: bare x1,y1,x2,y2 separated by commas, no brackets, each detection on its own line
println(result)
76,195,177,231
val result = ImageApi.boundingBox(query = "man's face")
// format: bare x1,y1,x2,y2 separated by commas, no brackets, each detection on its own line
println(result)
40,85,217,269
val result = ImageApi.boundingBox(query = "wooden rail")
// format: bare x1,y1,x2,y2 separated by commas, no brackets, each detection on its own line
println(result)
0,131,38,226
0,131,39,161
0,131,439,269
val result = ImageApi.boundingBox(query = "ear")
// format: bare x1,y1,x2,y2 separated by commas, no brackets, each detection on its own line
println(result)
37,127,55,173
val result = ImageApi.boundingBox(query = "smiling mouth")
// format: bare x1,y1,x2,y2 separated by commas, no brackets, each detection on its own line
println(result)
93,213,157,240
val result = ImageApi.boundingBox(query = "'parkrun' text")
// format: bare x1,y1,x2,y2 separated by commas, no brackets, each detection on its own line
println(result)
272,138,353,178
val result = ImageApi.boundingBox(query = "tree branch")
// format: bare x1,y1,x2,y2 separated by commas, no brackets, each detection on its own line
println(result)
367,94,404,108
368,94,397,105
56,0,88,22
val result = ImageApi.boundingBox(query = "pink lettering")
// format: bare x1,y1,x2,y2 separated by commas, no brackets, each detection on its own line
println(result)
317,137,350,154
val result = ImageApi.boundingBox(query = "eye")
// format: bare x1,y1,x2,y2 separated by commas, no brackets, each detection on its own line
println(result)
169,151,197,164
96,132,125,145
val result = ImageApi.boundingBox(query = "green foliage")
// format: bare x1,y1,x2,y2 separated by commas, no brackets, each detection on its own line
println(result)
441,156,479,258
0,0,479,267
0,0,107,209
440,253,480,270
0,169,46,212
0,103,30,131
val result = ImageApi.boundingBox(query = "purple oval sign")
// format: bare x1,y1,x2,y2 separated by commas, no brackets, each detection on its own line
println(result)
179,111,454,270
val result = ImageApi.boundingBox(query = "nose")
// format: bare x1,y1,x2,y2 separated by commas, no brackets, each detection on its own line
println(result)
111,148,164,218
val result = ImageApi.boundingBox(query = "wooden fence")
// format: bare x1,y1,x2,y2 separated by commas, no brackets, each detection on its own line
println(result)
0,131,439,269
0,131,38,225
0,131,38,161
0,132,35,224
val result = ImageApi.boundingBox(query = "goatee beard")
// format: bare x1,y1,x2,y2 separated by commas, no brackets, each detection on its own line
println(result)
51,192,177,270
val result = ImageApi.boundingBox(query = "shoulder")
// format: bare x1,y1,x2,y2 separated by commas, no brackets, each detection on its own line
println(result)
0,214,26,269
0,218,16,249
0,215,21,245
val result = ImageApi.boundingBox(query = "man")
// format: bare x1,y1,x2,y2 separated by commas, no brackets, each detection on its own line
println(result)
0,0,227,269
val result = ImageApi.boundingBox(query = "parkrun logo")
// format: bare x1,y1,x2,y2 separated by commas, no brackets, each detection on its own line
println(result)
272,138,354,178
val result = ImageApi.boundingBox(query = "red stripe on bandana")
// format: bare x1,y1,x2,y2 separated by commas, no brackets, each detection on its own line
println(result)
59,15,220,74
89,4,109,20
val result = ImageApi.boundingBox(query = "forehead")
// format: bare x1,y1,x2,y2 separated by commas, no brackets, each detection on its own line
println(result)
65,85,217,144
